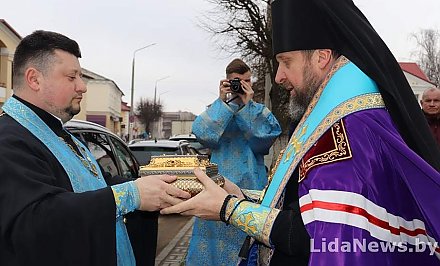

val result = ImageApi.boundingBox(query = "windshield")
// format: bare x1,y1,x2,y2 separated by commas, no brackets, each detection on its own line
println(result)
130,146,180,166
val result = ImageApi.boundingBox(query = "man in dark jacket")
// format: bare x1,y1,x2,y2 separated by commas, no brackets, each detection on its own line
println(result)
421,87,440,146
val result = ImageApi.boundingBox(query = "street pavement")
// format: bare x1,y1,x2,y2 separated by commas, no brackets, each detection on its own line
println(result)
155,215,194,266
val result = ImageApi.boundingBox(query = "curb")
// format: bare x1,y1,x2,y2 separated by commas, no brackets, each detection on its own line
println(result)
155,217,194,265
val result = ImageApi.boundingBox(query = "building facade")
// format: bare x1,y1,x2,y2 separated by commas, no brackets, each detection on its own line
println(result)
0,20,20,111
150,111,196,139
75,68,124,136
121,101,131,140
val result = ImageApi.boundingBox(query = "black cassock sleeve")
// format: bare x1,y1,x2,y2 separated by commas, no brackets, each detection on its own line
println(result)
0,122,118,266
271,202,310,257
267,170,310,265
102,169,159,266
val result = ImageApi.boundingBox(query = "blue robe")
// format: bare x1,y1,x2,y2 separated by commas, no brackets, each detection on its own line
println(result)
188,99,281,265
0,97,144,266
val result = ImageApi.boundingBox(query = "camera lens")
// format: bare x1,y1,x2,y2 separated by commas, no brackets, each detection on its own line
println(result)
231,83,240,92
229,78,243,94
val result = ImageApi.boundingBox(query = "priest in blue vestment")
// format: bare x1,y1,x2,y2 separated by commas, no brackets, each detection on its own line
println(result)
188,58,282,265
0,30,190,266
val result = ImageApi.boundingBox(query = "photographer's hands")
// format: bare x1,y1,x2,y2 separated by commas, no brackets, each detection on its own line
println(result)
238,79,254,105
219,78,254,105
219,79,232,102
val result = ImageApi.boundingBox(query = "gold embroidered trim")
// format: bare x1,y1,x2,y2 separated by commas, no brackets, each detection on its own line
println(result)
225,197,239,220
284,126,307,163
112,189,125,206
299,120,352,181
260,208,280,246
228,200,280,247
270,93,385,207
260,148,285,202
266,57,350,199
241,189,263,201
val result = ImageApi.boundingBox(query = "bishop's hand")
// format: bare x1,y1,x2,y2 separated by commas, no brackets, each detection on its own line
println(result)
160,168,231,220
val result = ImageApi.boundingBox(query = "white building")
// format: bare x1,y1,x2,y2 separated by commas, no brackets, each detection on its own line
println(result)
399,62,437,102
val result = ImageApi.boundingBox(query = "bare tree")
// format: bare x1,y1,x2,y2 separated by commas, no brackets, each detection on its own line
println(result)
411,29,440,86
200,0,291,132
136,98,163,135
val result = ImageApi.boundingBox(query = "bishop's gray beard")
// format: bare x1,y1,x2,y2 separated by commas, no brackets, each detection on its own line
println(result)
288,69,321,125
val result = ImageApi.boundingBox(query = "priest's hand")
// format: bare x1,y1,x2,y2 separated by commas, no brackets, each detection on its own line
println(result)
161,168,231,220
134,175,191,211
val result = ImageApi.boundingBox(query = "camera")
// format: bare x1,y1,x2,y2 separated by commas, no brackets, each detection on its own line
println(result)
229,78,244,94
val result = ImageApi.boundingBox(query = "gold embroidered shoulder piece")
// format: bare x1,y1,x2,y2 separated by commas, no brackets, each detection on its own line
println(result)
299,119,352,181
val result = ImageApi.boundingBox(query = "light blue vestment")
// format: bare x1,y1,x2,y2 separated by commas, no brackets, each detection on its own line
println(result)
188,99,281,266
2,97,137,266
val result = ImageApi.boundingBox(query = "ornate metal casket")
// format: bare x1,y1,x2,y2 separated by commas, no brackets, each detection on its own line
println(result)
139,155,224,196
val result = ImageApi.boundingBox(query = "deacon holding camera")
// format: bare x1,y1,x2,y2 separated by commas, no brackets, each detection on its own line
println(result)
189,58,282,265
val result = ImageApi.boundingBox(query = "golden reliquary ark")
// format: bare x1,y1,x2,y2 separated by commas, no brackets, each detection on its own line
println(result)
139,155,225,196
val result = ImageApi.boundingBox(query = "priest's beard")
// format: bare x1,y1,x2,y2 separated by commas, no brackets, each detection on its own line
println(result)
63,106,80,121
289,63,322,124
44,101,81,123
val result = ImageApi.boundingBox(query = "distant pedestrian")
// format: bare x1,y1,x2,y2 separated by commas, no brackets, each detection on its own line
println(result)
421,87,440,145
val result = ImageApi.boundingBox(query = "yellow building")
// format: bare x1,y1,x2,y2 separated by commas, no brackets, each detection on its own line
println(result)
121,101,131,140
76,68,124,136
0,20,20,110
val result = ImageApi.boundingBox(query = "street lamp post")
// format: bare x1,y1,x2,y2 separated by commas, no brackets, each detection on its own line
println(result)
158,90,170,103
151,76,170,139
128,43,156,141
153,75,171,105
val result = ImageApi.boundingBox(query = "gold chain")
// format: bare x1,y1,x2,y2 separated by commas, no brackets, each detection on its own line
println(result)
59,137,99,177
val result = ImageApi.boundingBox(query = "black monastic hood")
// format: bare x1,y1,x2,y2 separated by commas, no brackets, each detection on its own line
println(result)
272,0,440,171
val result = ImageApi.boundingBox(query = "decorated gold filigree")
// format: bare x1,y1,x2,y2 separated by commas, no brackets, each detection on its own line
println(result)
227,199,280,247
266,93,385,208
241,189,263,201
147,155,212,169
169,174,225,196
299,120,352,181
139,155,224,196
284,126,307,163
266,57,385,208
258,148,285,202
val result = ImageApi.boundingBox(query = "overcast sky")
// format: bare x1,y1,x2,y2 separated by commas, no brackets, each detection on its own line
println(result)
2,0,440,115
